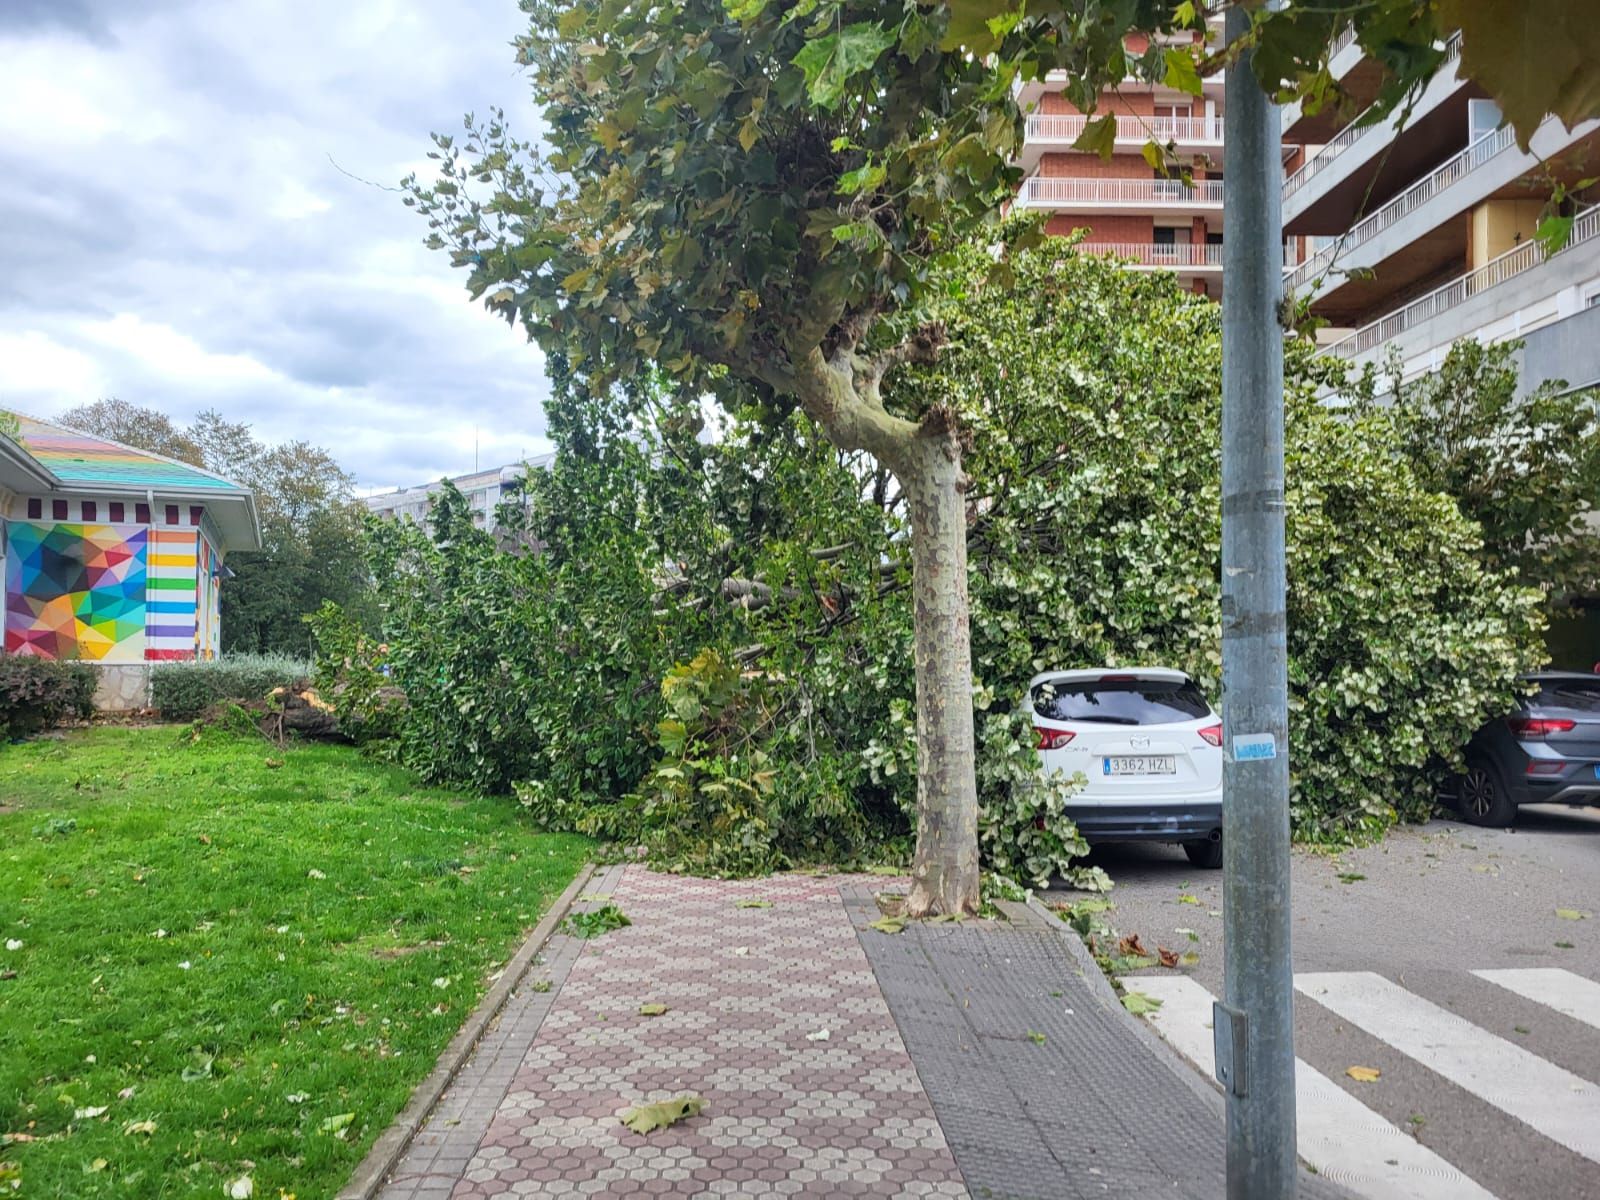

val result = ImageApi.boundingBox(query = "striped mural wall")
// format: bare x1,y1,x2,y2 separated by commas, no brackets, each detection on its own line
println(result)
145,528,200,661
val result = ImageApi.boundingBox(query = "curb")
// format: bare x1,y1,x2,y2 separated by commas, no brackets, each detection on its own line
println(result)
1024,890,1226,1112
336,861,597,1200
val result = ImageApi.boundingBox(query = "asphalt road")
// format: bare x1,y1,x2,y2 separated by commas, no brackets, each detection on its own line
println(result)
1045,804,1600,1200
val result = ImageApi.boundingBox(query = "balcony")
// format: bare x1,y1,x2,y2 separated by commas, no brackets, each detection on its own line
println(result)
1323,205,1600,372
1282,36,1466,229
1285,122,1521,297
1017,176,1226,216
1017,114,1224,169
1085,242,1224,270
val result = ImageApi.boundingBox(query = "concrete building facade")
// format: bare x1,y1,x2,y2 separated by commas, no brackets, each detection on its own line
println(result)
362,455,554,533
1281,33,1600,387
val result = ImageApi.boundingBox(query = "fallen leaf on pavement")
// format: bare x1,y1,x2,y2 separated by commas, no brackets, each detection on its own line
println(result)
1180,951,1200,967
868,917,906,935
1555,909,1587,920
1345,1066,1381,1083
619,1095,705,1135
1027,1031,1046,1044
1118,933,1149,958
638,1004,669,1016
1121,992,1163,1015
1157,946,1179,969
1178,895,1200,906
733,899,771,909
805,1028,830,1042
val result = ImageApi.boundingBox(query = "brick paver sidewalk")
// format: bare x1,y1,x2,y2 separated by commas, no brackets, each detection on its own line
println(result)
377,865,967,1198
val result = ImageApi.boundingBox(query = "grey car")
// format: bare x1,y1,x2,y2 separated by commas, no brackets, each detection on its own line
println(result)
1455,671,1600,826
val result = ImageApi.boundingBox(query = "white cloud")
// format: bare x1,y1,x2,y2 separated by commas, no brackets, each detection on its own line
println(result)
0,0,553,488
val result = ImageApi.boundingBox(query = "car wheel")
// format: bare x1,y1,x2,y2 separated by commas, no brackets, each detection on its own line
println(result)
1183,837,1223,869
1455,759,1517,827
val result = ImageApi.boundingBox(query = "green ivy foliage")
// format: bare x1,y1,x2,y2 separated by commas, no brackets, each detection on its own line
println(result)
892,233,1547,840
318,247,1545,872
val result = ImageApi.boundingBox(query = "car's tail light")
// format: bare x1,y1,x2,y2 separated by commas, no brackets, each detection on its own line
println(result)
1508,717,1576,739
1034,727,1075,751
1197,723,1223,747
1526,760,1566,775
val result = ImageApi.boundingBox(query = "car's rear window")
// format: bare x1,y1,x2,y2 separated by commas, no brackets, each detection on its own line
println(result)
1533,677,1600,712
1032,677,1211,725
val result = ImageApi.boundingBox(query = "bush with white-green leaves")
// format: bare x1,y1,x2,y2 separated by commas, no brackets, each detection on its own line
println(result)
316,236,1545,879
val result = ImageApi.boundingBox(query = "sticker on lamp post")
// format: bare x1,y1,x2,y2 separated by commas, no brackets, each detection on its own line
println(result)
1231,732,1277,762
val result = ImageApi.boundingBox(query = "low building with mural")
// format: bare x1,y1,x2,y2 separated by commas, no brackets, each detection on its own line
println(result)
1,413,260,709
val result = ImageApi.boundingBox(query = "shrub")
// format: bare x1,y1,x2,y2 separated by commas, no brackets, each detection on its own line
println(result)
323,239,1545,878
0,657,96,738
150,654,309,720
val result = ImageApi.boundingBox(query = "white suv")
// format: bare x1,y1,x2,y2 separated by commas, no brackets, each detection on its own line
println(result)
1030,667,1225,868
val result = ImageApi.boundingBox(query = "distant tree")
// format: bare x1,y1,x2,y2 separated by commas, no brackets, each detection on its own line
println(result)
1361,340,1600,603
58,398,206,467
55,400,372,657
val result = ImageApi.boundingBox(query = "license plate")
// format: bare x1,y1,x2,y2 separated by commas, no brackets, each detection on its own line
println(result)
1104,755,1177,776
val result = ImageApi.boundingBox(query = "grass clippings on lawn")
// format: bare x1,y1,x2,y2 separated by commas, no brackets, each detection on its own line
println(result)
0,725,588,1200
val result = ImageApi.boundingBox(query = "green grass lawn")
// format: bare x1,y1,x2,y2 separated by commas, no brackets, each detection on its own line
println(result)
0,726,589,1200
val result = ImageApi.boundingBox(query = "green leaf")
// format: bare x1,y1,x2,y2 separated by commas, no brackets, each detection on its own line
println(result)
1071,115,1117,158
1535,215,1575,255
1121,992,1164,1015
638,1003,669,1016
619,1094,704,1134
1141,140,1166,172
1026,1030,1046,1044
836,163,886,195
1163,47,1204,97
868,916,906,934
318,1112,355,1137
734,898,772,908
1555,908,1587,920
793,24,895,110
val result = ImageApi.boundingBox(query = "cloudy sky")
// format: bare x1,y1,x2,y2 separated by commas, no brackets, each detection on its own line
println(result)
0,0,554,492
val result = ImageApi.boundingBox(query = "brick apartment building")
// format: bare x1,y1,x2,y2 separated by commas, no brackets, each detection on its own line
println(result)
1013,33,1228,300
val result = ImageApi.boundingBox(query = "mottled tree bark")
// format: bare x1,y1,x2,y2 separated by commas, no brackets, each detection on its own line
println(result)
901,427,980,917
778,341,981,916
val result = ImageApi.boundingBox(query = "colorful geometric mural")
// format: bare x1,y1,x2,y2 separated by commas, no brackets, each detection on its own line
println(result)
4,523,149,662
145,528,200,661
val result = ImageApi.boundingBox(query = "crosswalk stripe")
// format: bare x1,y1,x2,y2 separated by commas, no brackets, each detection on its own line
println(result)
1472,968,1600,1033
1124,976,1496,1200
1296,971,1600,1165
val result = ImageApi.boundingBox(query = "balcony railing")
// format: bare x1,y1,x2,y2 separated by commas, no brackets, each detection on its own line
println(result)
1326,24,1358,60
1085,242,1224,267
1324,205,1600,361
1284,121,1516,293
1025,114,1225,144
1018,177,1227,207
1282,34,1461,202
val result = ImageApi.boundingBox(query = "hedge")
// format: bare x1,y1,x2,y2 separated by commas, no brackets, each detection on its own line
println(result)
149,655,310,720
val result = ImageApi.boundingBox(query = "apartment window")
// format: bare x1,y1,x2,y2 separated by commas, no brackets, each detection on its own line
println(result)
52,499,68,520
81,501,97,522
165,504,180,525
1587,292,1600,311
136,503,151,524
110,502,125,522
1468,99,1502,143
27,498,42,520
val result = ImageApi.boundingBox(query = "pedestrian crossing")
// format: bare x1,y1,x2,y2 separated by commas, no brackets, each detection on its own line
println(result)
1122,968,1600,1200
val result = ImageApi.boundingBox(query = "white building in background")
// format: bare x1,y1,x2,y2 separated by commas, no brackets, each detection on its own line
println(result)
362,454,555,533
1281,32,1600,391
